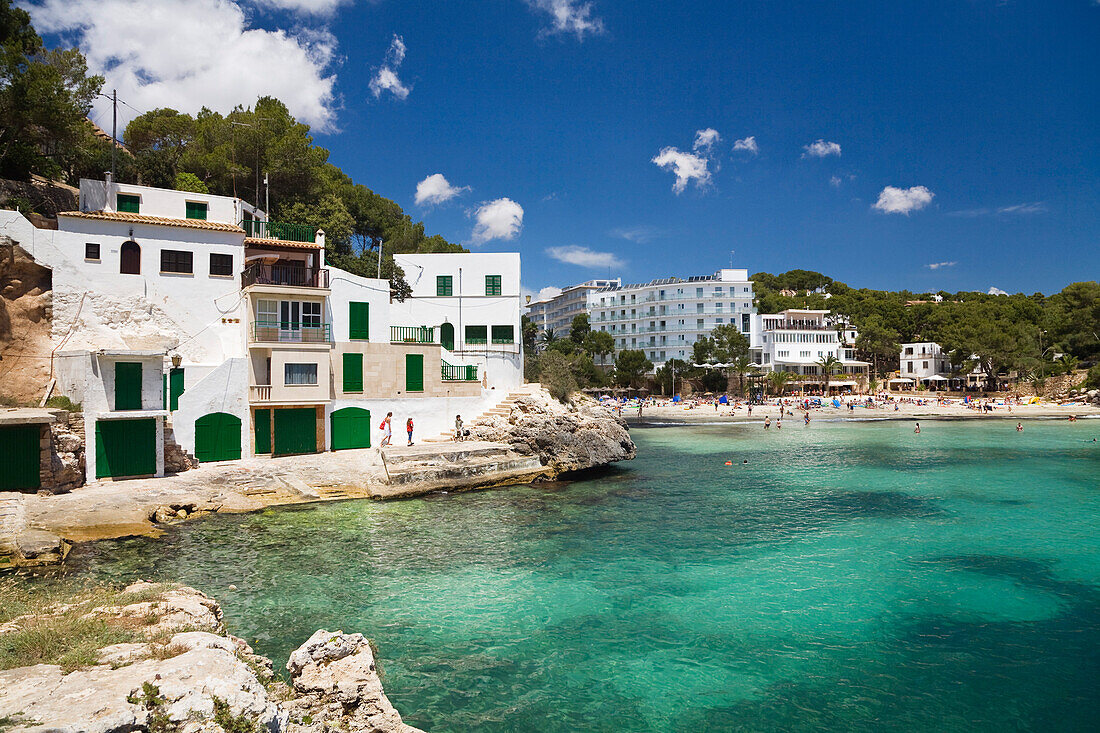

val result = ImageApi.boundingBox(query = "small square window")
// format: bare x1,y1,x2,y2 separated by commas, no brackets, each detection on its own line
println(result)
116,193,140,213
160,249,193,274
209,253,233,276
285,363,318,385
185,201,208,220
485,275,502,296
85,242,100,260
436,275,453,296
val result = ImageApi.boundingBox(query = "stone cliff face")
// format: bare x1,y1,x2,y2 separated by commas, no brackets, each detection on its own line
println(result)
0,582,424,733
469,387,636,478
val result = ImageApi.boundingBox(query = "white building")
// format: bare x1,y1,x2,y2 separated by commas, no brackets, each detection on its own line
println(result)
526,278,620,336
758,309,868,393
586,269,758,368
391,252,523,392
0,178,521,477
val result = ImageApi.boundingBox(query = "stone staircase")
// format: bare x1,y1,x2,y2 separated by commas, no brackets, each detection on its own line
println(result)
422,383,541,443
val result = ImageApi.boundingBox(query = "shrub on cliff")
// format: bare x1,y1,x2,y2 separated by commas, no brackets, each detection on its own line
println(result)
539,351,578,402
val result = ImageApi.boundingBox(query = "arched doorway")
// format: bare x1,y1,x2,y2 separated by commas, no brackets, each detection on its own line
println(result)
440,321,454,351
120,240,140,274
194,412,242,462
330,407,371,451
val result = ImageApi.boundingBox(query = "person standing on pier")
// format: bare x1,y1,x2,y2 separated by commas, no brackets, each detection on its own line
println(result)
407,417,415,446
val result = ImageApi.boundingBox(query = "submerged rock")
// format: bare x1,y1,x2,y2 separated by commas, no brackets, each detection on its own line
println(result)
470,387,636,477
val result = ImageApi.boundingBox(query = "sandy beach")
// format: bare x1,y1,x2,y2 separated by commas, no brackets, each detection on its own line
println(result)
622,398,1100,424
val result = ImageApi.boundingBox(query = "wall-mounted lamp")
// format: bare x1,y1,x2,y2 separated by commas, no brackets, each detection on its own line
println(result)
170,353,182,368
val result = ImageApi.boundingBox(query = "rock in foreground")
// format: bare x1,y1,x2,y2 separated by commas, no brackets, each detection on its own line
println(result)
0,582,424,733
470,387,636,477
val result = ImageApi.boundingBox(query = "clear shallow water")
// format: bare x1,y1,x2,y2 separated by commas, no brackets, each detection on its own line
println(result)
68,421,1100,732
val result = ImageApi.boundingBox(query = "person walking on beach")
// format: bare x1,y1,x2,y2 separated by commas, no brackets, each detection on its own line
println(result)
407,417,415,445
380,412,393,447
748,404,753,417
454,414,464,442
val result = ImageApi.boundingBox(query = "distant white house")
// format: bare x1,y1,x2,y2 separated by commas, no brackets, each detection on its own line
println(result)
757,309,868,392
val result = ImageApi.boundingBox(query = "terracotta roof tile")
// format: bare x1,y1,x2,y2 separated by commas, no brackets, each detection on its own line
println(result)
244,237,319,249
58,210,245,233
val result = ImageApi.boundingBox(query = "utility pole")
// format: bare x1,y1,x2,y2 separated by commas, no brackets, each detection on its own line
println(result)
264,172,269,216
376,237,382,280
111,89,117,181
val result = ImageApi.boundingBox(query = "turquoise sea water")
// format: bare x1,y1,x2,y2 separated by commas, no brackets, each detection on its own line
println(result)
67,421,1100,732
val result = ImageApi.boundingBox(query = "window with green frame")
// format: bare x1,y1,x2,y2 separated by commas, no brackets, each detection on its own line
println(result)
185,201,208,220
436,275,453,296
116,194,140,213
465,325,487,344
491,325,514,343
485,274,502,296
349,302,369,340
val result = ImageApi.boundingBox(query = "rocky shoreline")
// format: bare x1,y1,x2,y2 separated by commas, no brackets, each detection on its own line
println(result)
1,388,636,567
0,581,423,732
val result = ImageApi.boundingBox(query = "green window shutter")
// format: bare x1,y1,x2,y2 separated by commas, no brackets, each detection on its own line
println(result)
185,201,208,220
491,325,514,343
116,194,140,213
465,325,487,344
405,353,424,392
169,368,185,411
0,425,41,491
255,409,271,454
436,275,453,296
485,275,501,296
114,362,143,410
343,352,363,393
349,302,369,340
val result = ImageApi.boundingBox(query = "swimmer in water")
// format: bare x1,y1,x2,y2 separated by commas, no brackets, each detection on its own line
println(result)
914,422,921,434
764,416,771,430
1016,422,1023,431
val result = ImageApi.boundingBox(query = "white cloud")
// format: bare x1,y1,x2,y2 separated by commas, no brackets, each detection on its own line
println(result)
732,136,758,155
30,0,340,132
250,0,352,15
802,139,842,158
546,245,624,269
652,147,711,194
537,285,563,301
830,175,842,188
470,198,524,244
693,128,721,154
873,185,934,215
414,173,470,207
988,286,1009,296
610,225,660,243
997,202,1047,214
529,0,605,39
370,34,410,100
925,261,956,270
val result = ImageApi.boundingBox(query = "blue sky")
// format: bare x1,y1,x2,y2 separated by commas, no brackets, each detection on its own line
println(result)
31,0,1100,297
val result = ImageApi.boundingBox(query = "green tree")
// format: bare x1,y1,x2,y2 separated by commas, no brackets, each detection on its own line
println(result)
614,349,653,387
654,358,691,396
582,329,615,365
729,354,755,397
539,351,578,402
124,108,196,188
0,2,103,180
539,328,560,351
817,354,841,394
570,313,591,344
767,370,792,397
521,315,539,353
278,194,355,251
174,171,208,194
692,336,715,365
711,323,750,362
854,314,900,377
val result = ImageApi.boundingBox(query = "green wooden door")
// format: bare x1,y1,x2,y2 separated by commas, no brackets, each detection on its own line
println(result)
114,362,142,410
194,412,242,462
342,353,363,393
169,368,185,411
349,302,369,340
254,409,271,454
405,353,424,392
95,418,155,478
0,424,41,491
273,408,316,456
440,322,454,351
330,407,371,451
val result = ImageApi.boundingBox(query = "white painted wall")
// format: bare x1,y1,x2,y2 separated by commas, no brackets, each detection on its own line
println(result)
326,392,504,448
174,357,250,456
327,267,391,343
79,178,262,223
392,252,523,390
